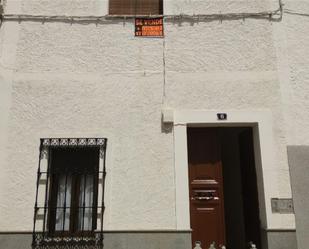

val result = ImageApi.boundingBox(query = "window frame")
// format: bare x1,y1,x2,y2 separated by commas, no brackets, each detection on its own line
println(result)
47,147,100,236
108,0,164,16
32,138,107,249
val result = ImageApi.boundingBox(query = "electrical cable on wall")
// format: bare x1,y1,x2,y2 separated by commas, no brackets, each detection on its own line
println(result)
0,11,282,23
162,38,166,105
0,0,309,25
0,0,284,24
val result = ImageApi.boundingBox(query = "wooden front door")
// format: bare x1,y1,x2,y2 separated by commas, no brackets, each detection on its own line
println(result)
188,128,226,249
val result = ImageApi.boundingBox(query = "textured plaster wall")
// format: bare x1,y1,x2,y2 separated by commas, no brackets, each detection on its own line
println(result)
0,0,21,226
274,0,309,145
19,0,276,16
2,73,176,231
0,0,298,232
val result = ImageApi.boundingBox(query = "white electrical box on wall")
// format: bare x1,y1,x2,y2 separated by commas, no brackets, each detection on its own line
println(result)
162,108,174,123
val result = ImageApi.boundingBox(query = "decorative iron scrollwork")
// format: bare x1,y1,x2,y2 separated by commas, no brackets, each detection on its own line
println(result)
42,138,107,148
32,232,103,249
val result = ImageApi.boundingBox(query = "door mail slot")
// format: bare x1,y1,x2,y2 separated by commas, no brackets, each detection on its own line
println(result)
191,190,219,201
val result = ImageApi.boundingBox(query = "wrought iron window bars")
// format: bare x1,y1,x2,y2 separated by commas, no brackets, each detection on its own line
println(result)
32,138,107,249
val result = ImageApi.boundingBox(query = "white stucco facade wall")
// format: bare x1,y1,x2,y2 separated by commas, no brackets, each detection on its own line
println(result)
0,0,303,233
273,1,309,248
0,0,21,226
274,0,309,146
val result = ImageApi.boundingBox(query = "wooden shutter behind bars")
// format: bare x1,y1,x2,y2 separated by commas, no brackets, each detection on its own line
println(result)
109,0,163,15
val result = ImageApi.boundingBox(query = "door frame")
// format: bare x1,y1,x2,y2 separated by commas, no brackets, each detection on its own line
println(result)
172,110,295,233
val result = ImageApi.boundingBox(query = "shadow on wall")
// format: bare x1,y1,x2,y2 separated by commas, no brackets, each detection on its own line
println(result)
161,121,173,134
0,0,3,22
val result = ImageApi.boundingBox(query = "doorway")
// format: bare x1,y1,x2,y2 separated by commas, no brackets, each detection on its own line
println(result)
187,127,261,249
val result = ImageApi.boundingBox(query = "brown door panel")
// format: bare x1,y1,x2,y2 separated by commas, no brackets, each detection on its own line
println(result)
191,203,225,248
188,128,226,249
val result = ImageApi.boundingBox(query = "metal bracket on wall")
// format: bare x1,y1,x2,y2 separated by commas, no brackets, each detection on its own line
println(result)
271,198,294,214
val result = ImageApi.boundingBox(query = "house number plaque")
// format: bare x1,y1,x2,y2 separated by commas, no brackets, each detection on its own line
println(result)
217,113,227,120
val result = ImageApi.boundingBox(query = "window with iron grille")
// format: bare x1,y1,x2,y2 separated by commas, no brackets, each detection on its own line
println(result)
32,138,107,249
109,0,163,15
